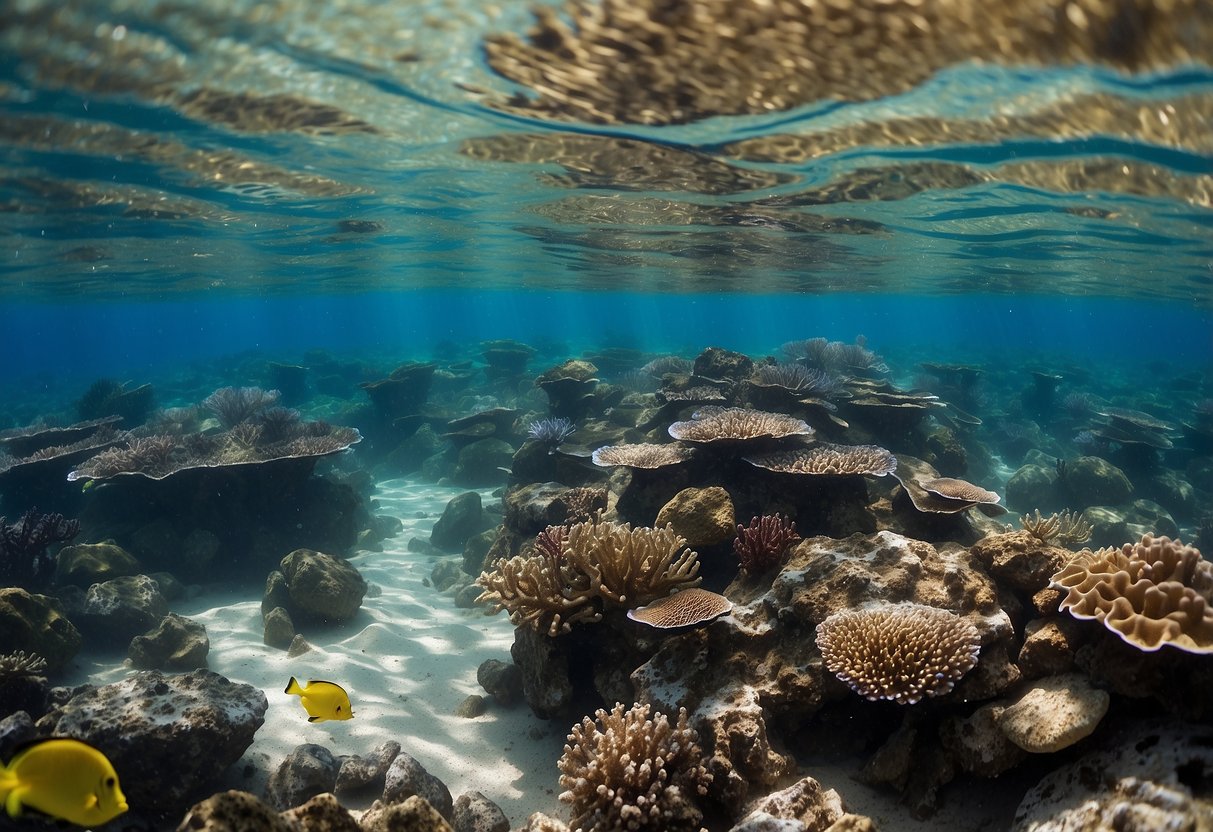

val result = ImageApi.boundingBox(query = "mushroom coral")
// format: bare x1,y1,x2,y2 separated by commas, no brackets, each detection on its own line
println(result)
558,702,711,832
476,516,701,636
815,601,981,705
1050,534,1213,653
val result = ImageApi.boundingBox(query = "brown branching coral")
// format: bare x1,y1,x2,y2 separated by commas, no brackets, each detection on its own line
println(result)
733,514,800,574
476,517,701,636
743,443,897,477
201,385,281,428
558,702,711,832
815,601,981,705
1050,535,1213,653
1021,509,1093,546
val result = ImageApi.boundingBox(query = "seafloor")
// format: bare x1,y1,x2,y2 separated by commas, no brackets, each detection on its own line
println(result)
1,337,1210,832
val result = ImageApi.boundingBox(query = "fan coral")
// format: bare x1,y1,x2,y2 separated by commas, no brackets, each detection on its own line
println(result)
0,509,81,591
1050,535,1213,653
815,602,981,705
202,386,281,428
1021,509,1093,546
743,443,897,477
527,417,577,445
558,703,711,832
476,516,701,636
667,407,813,445
734,514,801,574
627,588,733,629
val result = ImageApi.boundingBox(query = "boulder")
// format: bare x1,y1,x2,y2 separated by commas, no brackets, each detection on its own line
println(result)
654,486,736,547
267,743,340,811
176,790,293,832
279,549,367,623
382,752,453,819
53,542,140,587
452,439,514,487
73,574,169,646
431,492,487,552
452,791,509,832
37,669,267,817
263,606,295,649
335,740,400,795
128,612,209,670
0,587,81,673
1060,456,1132,509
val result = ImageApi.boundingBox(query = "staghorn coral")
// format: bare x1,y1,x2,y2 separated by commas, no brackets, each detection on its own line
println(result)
627,587,732,629
815,601,981,705
476,516,701,636
1021,509,1093,546
558,702,711,832
733,514,801,574
1050,534,1213,653
667,407,813,445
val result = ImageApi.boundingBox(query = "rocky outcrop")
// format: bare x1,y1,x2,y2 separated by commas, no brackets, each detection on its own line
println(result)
277,548,367,623
128,612,209,670
0,587,81,672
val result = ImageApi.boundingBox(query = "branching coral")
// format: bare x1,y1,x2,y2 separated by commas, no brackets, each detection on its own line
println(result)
476,516,701,636
667,407,813,445
201,386,281,428
558,703,711,832
733,514,800,574
815,601,981,705
1050,534,1213,653
0,509,80,591
0,650,48,676
1021,509,1093,546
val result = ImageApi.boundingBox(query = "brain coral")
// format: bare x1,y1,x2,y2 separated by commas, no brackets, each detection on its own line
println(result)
1050,534,1213,653
815,601,981,705
558,702,711,832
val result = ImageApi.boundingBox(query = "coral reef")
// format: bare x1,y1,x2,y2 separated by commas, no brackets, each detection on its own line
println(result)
815,601,982,705
558,702,711,832
476,516,701,636
1050,534,1213,653
0,508,81,591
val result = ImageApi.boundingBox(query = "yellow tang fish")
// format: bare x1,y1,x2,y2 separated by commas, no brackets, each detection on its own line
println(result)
285,677,354,723
0,737,128,827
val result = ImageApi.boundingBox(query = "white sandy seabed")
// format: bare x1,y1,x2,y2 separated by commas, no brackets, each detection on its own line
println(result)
71,476,1026,831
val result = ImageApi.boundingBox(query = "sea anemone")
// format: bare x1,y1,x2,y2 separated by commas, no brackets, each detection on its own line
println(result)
527,417,576,445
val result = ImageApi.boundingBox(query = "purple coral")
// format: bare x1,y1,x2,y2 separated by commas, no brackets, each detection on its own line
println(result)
734,513,801,574
0,509,80,591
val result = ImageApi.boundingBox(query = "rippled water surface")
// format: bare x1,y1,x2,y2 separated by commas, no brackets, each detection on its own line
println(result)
1,0,1211,304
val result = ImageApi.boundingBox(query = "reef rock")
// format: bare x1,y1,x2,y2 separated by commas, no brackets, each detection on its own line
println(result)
1060,456,1132,509
0,587,81,672
939,702,1026,777
72,574,169,646
176,790,293,832
281,792,361,831
476,658,523,706
335,740,401,795
128,612,210,670
970,531,1070,593
382,751,454,819
510,626,573,718
53,541,140,587
430,492,487,552
267,743,340,810
362,795,454,832
631,531,1012,814
1005,463,1061,514
1016,617,1085,679
38,669,267,817
452,791,510,832
655,486,736,547
279,548,367,623
452,438,514,487
731,776,845,831
1013,720,1213,831
263,605,296,649
996,673,1109,753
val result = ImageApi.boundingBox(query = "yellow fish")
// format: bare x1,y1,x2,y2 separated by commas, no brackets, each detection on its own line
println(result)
285,677,354,723
0,737,128,827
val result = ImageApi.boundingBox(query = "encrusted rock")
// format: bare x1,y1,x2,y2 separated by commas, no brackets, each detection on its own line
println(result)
335,740,400,795
74,574,169,646
454,694,487,718
970,531,1071,593
264,606,296,649
1060,456,1133,509
53,541,140,587
267,743,340,810
995,673,1109,753
939,703,1027,777
383,752,454,819
654,486,736,547
1017,617,1084,679
452,791,509,832
280,792,360,831
732,776,845,831
452,438,514,487
431,492,487,552
279,548,367,623
510,622,573,718
0,587,81,672
175,790,292,832
362,796,454,832
476,658,523,706
36,669,267,816
127,612,209,670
